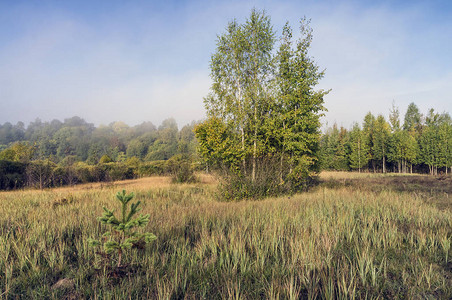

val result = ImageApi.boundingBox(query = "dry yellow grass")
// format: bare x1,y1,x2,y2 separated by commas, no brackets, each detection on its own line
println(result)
0,173,217,198
0,171,450,299
319,170,424,180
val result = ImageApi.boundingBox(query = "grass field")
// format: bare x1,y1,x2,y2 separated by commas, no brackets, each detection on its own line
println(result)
0,172,451,299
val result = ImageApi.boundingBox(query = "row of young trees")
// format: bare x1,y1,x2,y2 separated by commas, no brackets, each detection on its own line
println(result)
320,103,452,175
195,9,328,198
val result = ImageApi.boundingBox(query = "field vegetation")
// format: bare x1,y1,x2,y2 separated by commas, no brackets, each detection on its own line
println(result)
0,171,450,299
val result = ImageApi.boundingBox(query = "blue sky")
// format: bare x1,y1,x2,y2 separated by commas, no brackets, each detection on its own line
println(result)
0,0,451,129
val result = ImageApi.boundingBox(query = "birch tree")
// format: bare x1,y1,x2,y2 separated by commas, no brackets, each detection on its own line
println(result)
348,123,369,172
204,9,274,180
373,115,390,173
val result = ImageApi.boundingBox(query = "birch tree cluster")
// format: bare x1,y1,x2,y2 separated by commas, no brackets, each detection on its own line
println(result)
195,9,329,197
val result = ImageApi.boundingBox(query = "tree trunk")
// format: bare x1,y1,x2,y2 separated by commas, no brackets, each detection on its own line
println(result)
358,140,361,173
117,249,122,267
236,81,246,175
280,154,284,183
241,127,246,174
252,138,256,181
252,103,257,182
280,122,286,183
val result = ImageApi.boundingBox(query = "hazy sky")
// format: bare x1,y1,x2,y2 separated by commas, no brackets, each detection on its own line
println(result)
1,0,451,129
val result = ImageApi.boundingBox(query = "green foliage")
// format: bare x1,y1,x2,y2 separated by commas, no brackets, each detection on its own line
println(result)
194,116,245,172
197,10,327,198
320,103,452,175
0,142,35,162
126,139,148,160
0,121,25,144
26,159,57,189
217,156,292,200
348,123,370,172
99,155,113,164
0,160,27,189
88,190,156,267
403,102,422,132
0,116,202,190
372,115,391,173
320,125,349,170
167,155,198,184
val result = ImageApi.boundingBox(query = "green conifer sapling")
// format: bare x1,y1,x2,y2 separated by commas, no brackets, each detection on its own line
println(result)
89,190,156,267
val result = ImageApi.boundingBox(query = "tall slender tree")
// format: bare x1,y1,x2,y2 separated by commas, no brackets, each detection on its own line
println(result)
373,115,390,173
388,103,403,172
348,123,369,172
204,9,275,180
362,112,376,172
271,19,328,181
403,102,422,132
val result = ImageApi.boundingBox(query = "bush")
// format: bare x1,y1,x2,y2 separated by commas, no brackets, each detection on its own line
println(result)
216,156,318,201
168,156,197,183
137,160,167,176
105,162,135,181
74,162,95,183
170,161,197,184
0,160,27,190
26,160,57,189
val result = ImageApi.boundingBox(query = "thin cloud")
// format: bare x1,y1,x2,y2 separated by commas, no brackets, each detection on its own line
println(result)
0,0,450,129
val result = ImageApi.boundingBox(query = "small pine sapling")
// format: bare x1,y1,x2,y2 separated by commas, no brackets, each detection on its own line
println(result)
89,190,156,267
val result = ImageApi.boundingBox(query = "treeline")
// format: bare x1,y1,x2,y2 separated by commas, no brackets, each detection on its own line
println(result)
0,116,198,189
320,103,452,175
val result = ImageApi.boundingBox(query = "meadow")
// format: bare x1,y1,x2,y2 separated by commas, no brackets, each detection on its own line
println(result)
0,172,451,299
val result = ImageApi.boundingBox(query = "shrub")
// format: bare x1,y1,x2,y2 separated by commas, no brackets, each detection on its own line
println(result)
168,156,197,183
0,160,27,190
217,156,318,201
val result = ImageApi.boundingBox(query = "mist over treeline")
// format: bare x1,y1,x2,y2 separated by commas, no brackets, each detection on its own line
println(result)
0,116,200,189
0,116,198,163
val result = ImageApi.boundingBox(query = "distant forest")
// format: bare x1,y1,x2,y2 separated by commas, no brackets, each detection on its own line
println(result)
0,102,451,190
0,116,198,189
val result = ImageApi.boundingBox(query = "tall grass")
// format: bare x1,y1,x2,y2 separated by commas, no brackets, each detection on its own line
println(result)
0,174,450,299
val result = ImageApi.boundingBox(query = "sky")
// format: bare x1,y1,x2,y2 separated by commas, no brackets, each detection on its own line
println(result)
0,0,451,129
